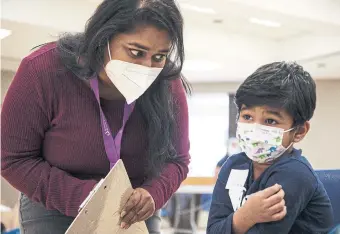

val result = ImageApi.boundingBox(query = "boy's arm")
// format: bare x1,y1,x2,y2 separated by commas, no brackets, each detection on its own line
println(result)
207,175,237,234
246,162,320,234
207,165,255,234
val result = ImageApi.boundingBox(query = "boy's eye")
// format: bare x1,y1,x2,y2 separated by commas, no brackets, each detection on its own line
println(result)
153,54,166,63
265,119,278,125
242,114,253,121
129,49,145,58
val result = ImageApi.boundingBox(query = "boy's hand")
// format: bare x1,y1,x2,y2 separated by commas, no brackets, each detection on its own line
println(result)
242,183,287,223
232,184,287,234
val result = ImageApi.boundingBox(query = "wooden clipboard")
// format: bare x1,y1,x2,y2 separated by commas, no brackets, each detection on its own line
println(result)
65,160,148,234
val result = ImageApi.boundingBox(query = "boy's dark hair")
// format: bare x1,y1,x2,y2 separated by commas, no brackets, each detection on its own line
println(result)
235,61,316,126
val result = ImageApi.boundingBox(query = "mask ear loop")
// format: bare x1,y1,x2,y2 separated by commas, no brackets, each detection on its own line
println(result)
285,126,298,145
283,126,295,133
107,41,112,60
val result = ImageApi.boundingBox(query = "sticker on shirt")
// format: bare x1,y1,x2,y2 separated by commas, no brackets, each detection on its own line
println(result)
225,169,249,189
225,169,249,211
229,187,246,211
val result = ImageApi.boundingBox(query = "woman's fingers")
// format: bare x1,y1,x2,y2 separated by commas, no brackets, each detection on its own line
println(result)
122,191,142,215
120,188,155,228
120,190,142,229
120,209,136,229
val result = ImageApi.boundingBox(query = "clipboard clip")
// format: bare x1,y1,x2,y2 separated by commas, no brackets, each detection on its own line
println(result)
79,179,105,212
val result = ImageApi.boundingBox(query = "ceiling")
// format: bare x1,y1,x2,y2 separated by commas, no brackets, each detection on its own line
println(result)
1,0,340,82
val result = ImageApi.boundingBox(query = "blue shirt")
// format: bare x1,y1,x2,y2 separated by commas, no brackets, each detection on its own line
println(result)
207,149,334,234
217,155,229,167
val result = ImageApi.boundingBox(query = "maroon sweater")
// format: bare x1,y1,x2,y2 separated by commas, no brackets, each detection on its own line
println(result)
1,43,190,217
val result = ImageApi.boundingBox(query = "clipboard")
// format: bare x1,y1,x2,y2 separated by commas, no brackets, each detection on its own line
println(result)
66,160,148,234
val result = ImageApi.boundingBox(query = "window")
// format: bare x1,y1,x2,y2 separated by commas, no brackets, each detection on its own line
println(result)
187,93,229,177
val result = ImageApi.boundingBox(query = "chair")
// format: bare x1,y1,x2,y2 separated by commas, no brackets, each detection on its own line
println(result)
3,228,20,234
315,170,340,227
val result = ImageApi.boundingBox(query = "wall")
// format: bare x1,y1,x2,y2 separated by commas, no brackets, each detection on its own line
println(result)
1,70,14,105
297,80,340,169
192,80,340,169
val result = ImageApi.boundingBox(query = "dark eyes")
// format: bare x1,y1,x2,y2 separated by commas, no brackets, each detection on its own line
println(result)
152,54,166,63
130,49,144,58
241,115,278,125
265,119,278,125
242,114,252,121
129,49,166,63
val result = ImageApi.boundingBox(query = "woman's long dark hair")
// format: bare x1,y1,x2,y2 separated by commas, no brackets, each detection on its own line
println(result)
57,0,190,178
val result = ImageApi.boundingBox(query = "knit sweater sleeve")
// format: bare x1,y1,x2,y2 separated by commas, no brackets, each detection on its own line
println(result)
1,58,97,217
141,79,190,210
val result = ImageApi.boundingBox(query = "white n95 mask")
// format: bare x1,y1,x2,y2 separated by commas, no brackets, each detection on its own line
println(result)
105,42,163,104
236,122,294,163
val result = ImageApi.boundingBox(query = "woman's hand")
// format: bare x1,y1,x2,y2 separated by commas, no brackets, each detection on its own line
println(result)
233,184,286,234
120,188,155,229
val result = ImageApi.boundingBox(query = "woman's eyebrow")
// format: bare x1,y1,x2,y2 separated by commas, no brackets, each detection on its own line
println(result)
127,42,169,53
127,42,149,51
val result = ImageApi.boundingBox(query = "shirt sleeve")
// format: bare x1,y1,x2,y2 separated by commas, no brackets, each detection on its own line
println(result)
246,161,318,234
140,78,190,210
207,163,235,234
1,59,98,217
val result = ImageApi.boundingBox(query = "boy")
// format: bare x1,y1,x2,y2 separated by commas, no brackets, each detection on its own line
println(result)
207,62,333,234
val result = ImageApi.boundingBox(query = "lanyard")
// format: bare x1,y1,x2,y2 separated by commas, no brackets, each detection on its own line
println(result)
90,78,135,169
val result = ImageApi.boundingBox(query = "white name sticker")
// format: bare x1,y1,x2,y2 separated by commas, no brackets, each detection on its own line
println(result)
225,169,249,189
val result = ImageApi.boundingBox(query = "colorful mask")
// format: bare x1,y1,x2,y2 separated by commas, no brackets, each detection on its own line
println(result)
236,122,294,163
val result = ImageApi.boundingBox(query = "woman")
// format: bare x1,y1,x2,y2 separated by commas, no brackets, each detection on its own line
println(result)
1,0,190,233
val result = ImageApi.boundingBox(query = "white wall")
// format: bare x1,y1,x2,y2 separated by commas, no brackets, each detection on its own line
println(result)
298,80,340,169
